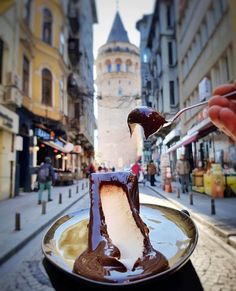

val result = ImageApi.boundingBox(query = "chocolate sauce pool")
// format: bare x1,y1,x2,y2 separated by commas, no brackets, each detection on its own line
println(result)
73,172,169,283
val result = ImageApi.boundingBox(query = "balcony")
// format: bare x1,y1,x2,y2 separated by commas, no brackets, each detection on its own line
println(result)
67,74,79,99
68,38,81,66
69,17,79,34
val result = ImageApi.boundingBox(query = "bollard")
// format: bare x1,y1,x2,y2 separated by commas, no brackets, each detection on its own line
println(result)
42,201,46,215
59,193,62,204
189,192,193,205
15,212,21,231
86,181,88,188
69,188,72,198
211,199,216,215
176,188,180,198
76,185,79,194
82,183,84,190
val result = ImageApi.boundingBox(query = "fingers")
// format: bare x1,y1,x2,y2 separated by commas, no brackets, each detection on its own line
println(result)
208,95,230,107
219,108,236,141
208,105,236,141
212,83,236,96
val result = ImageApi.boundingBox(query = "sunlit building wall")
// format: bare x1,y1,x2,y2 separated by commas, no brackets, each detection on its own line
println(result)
177,0,236,168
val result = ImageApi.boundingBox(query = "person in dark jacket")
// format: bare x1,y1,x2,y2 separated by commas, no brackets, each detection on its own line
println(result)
147,160,157,186
37,157,55,205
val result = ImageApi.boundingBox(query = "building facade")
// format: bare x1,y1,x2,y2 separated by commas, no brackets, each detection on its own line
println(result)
0,0,97,200
174,0,236,172
137,0,236,195
96,12,142,170
136,0,179,168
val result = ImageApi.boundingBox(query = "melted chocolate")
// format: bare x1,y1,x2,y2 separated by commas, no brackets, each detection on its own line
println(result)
73,172,169,283
127,106,167,139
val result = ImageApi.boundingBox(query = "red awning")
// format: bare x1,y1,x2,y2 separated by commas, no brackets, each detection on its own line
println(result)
166,132,198,153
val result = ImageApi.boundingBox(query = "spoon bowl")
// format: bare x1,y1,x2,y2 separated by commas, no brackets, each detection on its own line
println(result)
127,90,236,139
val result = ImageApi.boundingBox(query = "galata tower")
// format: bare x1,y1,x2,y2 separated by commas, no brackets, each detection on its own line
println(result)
95,12,142,170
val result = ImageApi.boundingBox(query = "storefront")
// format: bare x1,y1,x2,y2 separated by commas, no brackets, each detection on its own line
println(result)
0,104,19,200
165,117,236,197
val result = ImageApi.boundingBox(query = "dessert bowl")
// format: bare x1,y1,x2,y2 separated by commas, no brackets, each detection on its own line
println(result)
42,203,198,290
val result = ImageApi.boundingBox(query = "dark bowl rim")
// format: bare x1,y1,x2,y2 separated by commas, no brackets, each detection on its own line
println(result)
42,203,198,286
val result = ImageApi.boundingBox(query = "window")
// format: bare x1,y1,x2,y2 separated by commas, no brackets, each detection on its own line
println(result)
23,0,32,26
125,59,132,72
200,20,208,48
115,58,122,72
166,4,172,28
222,55,230,82
23,56,30,96
42,68,52,106
168,42,173,66
169,81,175,105
117,87,123,96
206,6,215,37
59,80,64,112
143,53,148,63
107,64,112,72
59,31,65,55
0,39,3,84
116,63,121,72
42,8,52,45
105,60,112,72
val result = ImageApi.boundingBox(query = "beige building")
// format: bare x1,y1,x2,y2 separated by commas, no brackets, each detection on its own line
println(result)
95,12,142,170
175,0,236,169
0,1,20,200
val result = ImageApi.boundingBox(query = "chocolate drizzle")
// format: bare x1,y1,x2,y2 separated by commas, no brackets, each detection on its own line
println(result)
73,172,169,283
127,106,167,139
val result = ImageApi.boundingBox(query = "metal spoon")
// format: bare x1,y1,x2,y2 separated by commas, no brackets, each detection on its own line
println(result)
127,90,236,139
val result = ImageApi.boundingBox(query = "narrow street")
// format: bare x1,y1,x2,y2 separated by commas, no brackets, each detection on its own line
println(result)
0,185,236,291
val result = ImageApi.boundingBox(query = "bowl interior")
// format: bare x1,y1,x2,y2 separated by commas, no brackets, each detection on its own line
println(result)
42,203,198,285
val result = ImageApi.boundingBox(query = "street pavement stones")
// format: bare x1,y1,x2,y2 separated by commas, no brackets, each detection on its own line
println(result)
0,179,89,266
148,176,236,250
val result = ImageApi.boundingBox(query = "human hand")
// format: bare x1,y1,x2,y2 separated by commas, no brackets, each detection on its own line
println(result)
208,83,236,141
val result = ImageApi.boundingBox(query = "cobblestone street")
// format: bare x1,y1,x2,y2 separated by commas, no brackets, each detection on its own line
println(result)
0,187,236,291
192,223,236,291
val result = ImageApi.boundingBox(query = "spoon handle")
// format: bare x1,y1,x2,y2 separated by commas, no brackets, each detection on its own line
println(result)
170,90,236,123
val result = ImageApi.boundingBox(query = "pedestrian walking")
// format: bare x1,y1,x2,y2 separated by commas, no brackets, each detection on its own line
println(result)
131,161,141,179
37,157,55,205
147,160,157,186
176,154,190,193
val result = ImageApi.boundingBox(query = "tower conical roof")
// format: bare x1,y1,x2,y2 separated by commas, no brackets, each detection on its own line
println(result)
106,12,130,43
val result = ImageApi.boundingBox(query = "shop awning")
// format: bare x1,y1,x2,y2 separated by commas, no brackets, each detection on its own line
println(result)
42,141,68,153
166,131,199,153
187,117,215,137
163,129,181,145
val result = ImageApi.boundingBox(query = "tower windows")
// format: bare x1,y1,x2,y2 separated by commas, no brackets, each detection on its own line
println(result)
105,59,112,72
125,59,132,72
115,58,122,72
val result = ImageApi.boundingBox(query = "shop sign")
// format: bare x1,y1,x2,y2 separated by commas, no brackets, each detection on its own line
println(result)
0,104,19,133
35,128,51,140
0,110,13,129
54,139,64,148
